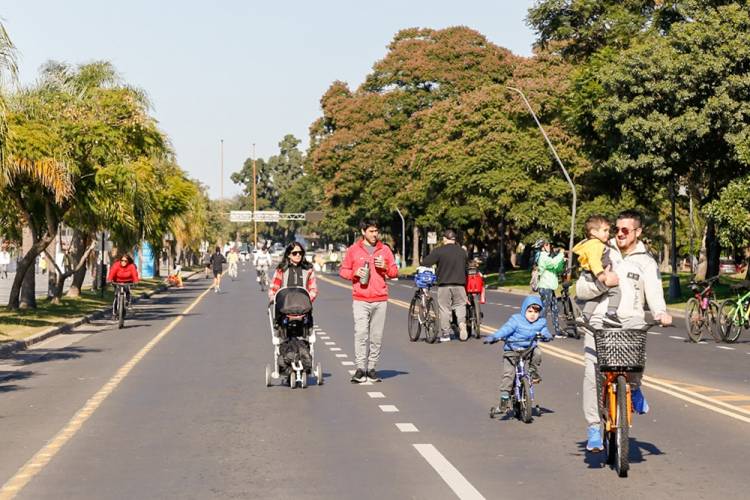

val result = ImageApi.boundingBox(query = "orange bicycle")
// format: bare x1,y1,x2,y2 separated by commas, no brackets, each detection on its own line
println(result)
594,325,654,478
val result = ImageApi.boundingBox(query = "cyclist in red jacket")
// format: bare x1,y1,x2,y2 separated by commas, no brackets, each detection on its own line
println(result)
108,254,140,304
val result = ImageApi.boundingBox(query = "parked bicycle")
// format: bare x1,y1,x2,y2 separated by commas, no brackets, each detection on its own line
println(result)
408,267,439,344
489,333,547,424
718,281,750,343
557,277,580,339
111,282,132,329
685,276,721,343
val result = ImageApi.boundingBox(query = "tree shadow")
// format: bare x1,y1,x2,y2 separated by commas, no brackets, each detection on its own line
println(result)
11,346,102,365
0,370,33,392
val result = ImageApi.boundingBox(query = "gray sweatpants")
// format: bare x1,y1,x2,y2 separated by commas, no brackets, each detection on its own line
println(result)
582,314,645,427
437,286,467,335
352,300,388,371
501,349,542,393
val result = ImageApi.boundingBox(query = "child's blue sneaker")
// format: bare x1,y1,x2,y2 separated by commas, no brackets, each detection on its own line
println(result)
586,425,603,452
632,388,649,414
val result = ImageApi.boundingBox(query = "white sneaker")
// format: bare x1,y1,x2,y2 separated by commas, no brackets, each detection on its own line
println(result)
440,335,451,342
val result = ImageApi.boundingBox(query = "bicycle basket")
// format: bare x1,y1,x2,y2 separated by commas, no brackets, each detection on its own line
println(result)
414,270,437,289
594,329,647,372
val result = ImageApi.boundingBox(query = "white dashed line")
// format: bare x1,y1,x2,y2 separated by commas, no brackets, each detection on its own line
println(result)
325,341,336,345
335,353,348,358
649,331,661,335
319,336,330,340
342,361,354,366
367,392,385,399
379,405,399,412
348,370,356,375
669,336,684,340
330,347,342,351
413,444,485,500
396,423,419,433
717,346,735,350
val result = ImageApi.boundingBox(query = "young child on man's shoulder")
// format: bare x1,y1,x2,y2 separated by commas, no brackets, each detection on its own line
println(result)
573,215,622,327
483,295,553,411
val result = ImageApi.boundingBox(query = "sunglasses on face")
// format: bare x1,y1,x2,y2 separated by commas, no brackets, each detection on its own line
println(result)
615,226,632,236
290,251,303,256
120,260,128,263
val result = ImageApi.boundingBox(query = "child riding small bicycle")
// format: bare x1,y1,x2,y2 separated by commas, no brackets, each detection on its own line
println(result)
484,295,553,411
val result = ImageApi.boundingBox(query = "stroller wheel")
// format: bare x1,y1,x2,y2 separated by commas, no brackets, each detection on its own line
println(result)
289,372,297,388
265,364,271,387
315,363,323,385
300,372,307,388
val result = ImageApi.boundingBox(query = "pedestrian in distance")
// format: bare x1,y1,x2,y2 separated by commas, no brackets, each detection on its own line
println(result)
580,209,672,453
202,251,211,279
339,218,399,383
209,246,226,293
420,229,469,342
483,295,553,412
533,239,567,338
0,248,10,279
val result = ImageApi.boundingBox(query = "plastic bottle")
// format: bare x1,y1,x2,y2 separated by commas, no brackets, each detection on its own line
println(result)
361,261,370,285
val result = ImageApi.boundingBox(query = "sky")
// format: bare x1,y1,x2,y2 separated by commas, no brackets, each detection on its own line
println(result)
2,1,537,199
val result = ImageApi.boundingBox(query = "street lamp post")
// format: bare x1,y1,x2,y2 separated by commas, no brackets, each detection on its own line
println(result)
220,139,224,200
395,207,406,268
506,87,577,273
668,179,681,300
252,143,258,248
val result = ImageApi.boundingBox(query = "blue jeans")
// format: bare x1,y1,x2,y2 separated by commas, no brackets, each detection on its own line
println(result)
539,288,561,336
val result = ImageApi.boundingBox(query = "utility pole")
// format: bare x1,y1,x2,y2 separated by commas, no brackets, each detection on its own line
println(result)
220,139,224,200
395,207,406,268
252,143,258,248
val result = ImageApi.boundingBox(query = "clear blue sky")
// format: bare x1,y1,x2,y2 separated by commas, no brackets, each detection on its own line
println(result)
3,1,537,199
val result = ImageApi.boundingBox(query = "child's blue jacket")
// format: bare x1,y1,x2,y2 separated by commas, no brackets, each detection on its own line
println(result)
486,295,553,351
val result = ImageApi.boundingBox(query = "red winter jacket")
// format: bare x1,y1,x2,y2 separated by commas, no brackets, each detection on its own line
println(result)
339,240,398,302
108,262,140,283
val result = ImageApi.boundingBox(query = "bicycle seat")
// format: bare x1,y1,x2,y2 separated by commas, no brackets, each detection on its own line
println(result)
730,280,750,291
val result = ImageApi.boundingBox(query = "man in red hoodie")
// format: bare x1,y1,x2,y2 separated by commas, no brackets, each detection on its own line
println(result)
340,219,399,383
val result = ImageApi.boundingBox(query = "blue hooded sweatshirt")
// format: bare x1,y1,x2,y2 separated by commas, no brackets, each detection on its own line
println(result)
486,295,553,351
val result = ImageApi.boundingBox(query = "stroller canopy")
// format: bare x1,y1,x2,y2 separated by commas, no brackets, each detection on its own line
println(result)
274,287,313,316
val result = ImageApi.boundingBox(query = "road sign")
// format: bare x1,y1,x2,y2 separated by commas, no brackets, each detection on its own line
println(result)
427,232,437,245
253,211,280,222
229,211,253,222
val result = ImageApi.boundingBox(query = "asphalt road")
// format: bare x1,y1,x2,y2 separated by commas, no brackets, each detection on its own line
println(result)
0,265,748,499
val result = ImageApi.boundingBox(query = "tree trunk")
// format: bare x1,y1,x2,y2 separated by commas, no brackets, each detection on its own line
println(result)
17,226,37,309
706,219,721,278
411,224,420,267
695,228,708,281
660,241,670,273
66,230,89,298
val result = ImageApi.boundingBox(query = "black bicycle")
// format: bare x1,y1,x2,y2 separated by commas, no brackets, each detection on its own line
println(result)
408,269,439,344
557,278,580,339
111,282,132,329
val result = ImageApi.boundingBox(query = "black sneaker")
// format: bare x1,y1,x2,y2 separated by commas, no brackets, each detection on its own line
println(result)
602,312,622,328
367,369,381,382
350,369,367,384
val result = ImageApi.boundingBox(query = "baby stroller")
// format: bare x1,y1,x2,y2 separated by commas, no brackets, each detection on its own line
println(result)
265,286,323,388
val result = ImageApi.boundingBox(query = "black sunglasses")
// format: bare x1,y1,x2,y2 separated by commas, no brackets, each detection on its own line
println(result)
290,250,303,256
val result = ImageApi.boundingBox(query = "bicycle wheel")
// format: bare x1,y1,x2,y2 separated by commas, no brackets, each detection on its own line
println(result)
520,377,533,424
563,297,580,339
424,297,439,344
469,296,482,339
118,293,126,329
615,375,630,477
719,299,742,343
407,294,421,342
707,300,722,342
684,298,703,343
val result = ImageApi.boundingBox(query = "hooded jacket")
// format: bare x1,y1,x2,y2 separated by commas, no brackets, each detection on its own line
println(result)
572,238,609,276
339,239,399,302
537,250,565,290
486,295,552,351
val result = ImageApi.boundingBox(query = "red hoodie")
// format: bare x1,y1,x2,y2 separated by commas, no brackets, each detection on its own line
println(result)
339,240,398,302
108,262,140,283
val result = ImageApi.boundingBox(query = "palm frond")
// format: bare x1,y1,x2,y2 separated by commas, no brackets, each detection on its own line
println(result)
2,154,74,203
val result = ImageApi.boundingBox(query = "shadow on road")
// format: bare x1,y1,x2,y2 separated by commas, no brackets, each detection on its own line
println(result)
577,437,665,470
12,346,103,366
379,369,409,380
0,370,33,392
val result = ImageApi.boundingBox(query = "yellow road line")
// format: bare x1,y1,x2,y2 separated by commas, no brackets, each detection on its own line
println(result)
0,285,214,500
318,274,750,424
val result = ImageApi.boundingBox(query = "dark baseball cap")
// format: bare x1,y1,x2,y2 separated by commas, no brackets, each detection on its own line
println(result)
443,229,457,240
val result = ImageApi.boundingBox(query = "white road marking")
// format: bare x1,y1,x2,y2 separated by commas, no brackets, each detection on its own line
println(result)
413,444,485,500
348,370,356,375
717,346,735,350
341,361,354,366
396,423,419,433
367,392,385,398
335,353,348,358
649,331,661,335
379,405,399,412
669,336,684,340
324,341,336,345
320,336,330,340
330,347,342,351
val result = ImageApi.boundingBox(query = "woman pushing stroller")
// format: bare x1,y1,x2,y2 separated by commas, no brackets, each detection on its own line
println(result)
268,242,318,301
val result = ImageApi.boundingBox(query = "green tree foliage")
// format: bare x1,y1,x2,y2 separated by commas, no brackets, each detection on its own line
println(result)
706,176,750,249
